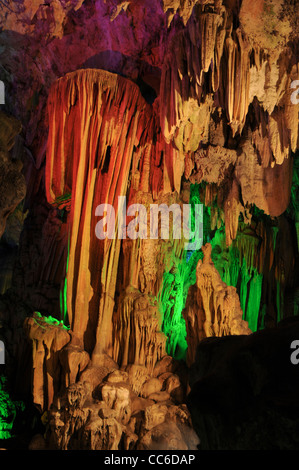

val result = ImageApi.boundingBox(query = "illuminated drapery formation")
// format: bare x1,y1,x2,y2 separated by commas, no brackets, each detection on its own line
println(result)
46,69,156,355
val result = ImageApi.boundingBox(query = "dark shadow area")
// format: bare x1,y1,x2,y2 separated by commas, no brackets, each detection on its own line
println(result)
187,317,299,449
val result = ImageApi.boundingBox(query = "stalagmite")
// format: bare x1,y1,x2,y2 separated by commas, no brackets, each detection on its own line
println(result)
1,0,298,452
24,312,71,411
236,135,293,218
183,243,251,366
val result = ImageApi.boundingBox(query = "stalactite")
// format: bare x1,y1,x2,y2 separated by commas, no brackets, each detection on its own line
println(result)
159,7,297,252
236,134,293,218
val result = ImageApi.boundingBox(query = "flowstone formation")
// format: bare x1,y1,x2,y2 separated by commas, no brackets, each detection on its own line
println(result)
0,0,298,450
26,313,198,450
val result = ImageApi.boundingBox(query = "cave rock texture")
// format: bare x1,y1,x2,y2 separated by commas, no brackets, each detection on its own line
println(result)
0,0,298,451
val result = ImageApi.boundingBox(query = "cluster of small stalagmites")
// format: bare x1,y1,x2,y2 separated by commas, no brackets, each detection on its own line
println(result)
183,243,251,366
25,313,199,450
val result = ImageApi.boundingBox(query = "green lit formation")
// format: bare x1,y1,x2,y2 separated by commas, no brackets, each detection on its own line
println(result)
160,180,296,360
0,375,24,440
34,311,70,330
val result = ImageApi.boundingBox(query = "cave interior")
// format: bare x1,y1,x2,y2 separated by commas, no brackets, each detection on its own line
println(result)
0,0,299,451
